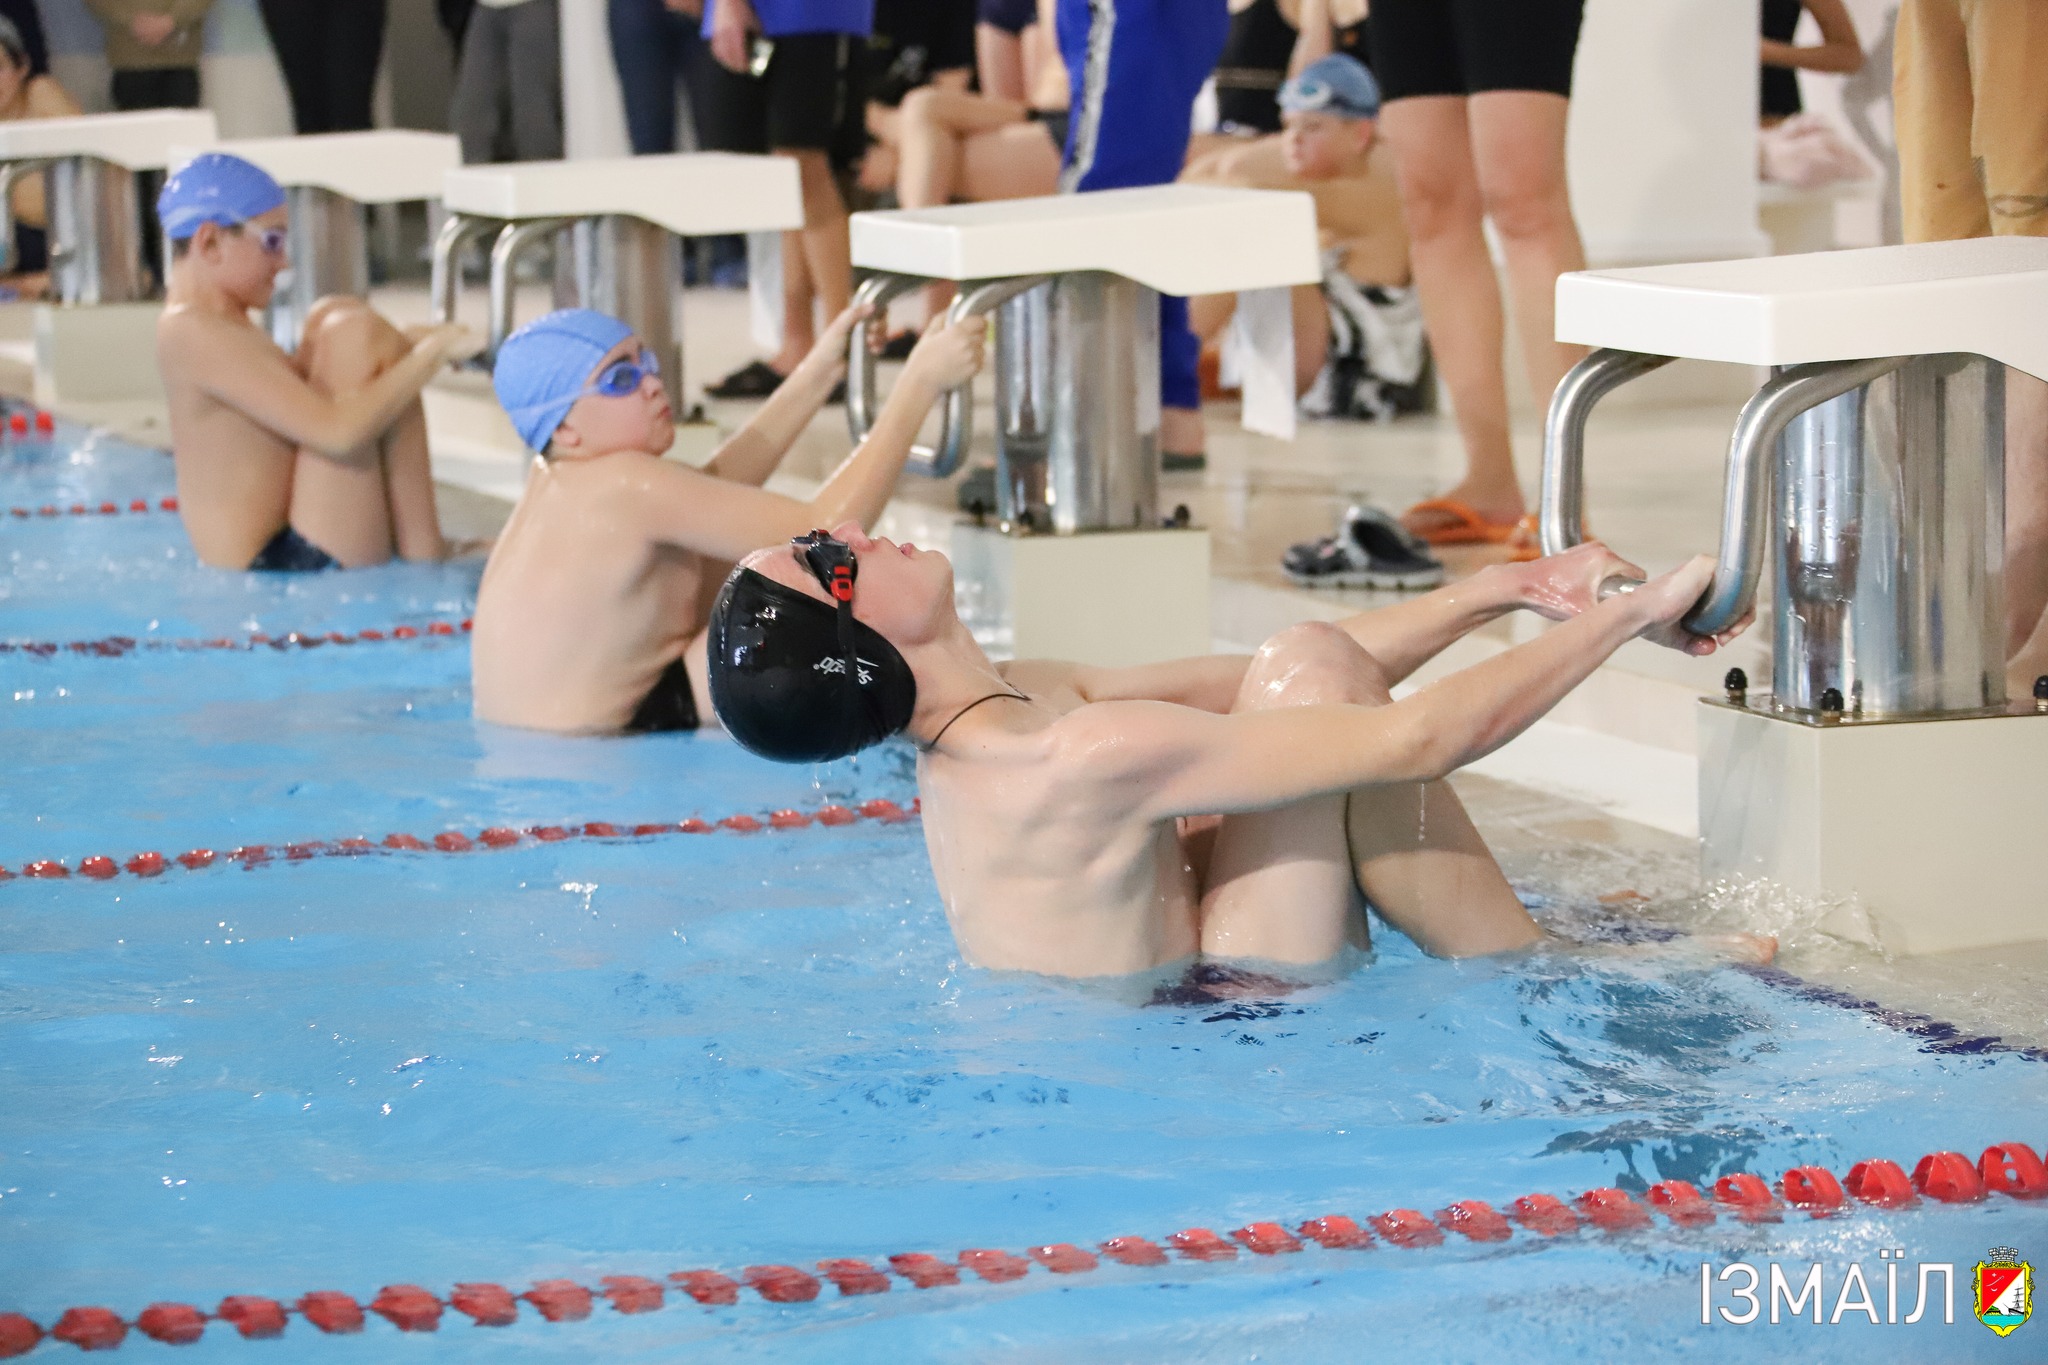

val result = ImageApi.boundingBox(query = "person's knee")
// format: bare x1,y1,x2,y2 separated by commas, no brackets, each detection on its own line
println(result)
1395,168,1483,241
899,84,943,130
1244,622,1391,707
302,299,403,378
1479,176,1572,244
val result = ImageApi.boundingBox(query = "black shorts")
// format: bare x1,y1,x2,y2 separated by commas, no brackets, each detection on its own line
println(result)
624,655,701,733
701,31,868,167
1367,0,1584,102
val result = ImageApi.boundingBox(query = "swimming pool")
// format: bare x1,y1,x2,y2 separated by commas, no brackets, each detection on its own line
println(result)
5,421,2046,1362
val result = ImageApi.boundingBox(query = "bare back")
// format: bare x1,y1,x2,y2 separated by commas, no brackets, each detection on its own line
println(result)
915,673,1205,978
156,306,300,569
471,452,711,732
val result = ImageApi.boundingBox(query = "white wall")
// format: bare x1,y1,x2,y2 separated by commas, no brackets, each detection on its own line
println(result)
1567,0,1768,265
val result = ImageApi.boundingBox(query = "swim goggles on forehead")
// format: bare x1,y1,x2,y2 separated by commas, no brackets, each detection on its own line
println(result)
576,347,661,402
792,528,862,680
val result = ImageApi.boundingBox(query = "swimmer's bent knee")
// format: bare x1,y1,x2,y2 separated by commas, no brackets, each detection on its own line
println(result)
1245,623,1390,707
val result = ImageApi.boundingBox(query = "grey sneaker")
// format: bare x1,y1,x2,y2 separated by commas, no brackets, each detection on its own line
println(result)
1283,504,1445,590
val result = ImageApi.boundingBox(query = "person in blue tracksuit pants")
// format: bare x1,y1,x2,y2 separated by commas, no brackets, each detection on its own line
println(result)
1055,0,1230,468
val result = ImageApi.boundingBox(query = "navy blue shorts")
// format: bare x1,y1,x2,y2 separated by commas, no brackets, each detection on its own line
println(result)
977,0,1034,35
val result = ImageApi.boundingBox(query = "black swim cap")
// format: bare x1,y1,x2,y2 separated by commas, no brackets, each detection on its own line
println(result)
706,536,918,764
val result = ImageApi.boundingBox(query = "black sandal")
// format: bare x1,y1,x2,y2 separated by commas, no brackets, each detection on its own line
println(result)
705,359,786,400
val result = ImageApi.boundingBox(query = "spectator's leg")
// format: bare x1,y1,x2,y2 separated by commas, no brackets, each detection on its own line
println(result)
449,6,507,164
508,0,564,163
609,0,679,155
258,0,326,132
773,149,845,367
897,87,1025,208
1291,283,1331,397
326,0,388,134
955,120,1061,201
1956,0,2048,665
1893,0,1987,245
1468,90,1588,432
1378,95,1522,534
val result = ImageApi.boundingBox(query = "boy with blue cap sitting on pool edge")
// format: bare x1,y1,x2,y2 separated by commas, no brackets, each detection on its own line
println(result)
156,152,483,572
468,303,986,734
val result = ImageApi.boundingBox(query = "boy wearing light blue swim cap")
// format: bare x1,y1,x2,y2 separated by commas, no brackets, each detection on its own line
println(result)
469,303,987,736
156,151,483,573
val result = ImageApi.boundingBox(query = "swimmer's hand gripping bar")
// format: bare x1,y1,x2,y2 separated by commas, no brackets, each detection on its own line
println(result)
1539,347,1908,633
846,272,1053,479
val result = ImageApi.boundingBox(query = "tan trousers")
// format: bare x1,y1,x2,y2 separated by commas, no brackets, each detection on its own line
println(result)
1894,0,2048,243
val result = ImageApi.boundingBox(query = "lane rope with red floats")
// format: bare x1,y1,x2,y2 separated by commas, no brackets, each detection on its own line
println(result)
3,1141,2044,1354
6,494,173,522
0,799,921,884
0,616,470,661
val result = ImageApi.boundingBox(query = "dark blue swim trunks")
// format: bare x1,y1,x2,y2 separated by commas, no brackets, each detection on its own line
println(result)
977,0,1034,35
248,525,338,573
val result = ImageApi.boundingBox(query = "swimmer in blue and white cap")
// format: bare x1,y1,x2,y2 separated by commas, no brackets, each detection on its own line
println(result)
156,151,484,572
468,304,989,735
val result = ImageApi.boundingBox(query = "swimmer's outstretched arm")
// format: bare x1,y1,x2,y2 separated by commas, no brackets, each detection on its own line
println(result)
998,542,1657,714
1062,557,1744,822
632,317,987,562
700,304,868,489
1336,542,1664,683
165,308,478,463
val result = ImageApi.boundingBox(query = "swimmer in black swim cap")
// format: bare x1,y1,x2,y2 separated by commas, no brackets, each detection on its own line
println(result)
708,529,921,763
706,528,1770,982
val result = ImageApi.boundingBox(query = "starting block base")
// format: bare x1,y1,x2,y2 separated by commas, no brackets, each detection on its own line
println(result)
1698,699,2048,956
34,302,162,405
951,524,1209,667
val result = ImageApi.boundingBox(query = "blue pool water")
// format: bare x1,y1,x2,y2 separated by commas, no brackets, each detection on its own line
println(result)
5,427,2047,1362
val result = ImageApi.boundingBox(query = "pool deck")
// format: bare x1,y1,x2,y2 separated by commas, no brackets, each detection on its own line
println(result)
4,285,2042,1052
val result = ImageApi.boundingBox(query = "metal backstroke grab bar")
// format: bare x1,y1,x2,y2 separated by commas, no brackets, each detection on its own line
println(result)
846,272,1053,479
1539,347,1911,636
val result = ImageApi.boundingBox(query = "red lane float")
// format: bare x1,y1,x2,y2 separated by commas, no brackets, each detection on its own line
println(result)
8,1141,2045,1353
448,1283,518,1327
1913,1151,1985,1203
887,1254,960,1288
3,799,924,886
817,1259,890,1296
1437,1200,1511,1242
134,1303,205,1345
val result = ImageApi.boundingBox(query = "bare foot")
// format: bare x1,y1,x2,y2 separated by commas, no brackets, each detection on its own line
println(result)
1702,932,1779,965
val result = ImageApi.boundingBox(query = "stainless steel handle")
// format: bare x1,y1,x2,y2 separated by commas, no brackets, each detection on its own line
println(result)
0,159,50,276
1537,346,1910,635
486,217,572,363
846,272,1052,480
845,272,922,445
1539,348,1675,557
428,211,502,327
1687,354,1909,634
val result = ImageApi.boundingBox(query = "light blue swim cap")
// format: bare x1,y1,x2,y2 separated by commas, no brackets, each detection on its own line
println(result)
1280,54,1381,121
156,152,288,241
493,308,636,453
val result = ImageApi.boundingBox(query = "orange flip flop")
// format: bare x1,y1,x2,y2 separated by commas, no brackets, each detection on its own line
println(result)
1400,497,1522,547
1504,514,1594,562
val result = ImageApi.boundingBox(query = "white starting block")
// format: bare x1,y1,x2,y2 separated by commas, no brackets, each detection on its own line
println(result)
433,152,802,404
850,184,1319,667
1538,237,2048,955
168,131,460,349
0,110,216,405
